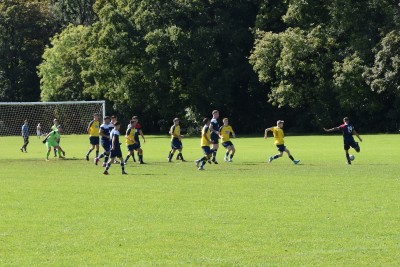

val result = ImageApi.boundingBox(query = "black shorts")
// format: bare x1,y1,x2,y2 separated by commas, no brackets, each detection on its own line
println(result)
344,141,359,151
90,136,99,145
110,149,122,158
171,138,182,149
210,133,219,144
222,141,233,148
276,144,286,152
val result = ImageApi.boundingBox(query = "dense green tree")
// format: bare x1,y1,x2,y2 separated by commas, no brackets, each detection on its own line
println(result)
0,0,56,101
48,0,97,26
38,25,90,101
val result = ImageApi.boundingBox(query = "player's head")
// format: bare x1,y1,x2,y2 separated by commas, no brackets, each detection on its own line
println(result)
56,124,62,132
104,116,110,123
212,110,219,119
277,120,284,127
53,119,59,125
93,113,99,120
24,119,28,124
111,115,117,122
343,117,349,123
223,118,229,125
131,116,138,121
173,118,179,125
130,119,136,126
114,121,120,129
203,117,210,125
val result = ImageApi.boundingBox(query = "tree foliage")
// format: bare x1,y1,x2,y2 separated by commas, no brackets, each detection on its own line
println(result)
3,0,400,132
0,0,56,101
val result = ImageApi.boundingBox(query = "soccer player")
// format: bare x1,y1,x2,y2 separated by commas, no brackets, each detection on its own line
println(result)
51,119,60,157
323,117,363,165
103,122,127,175
195,118,212,170
124,119,145,164
20,119,29,153
94,116,113,167
265,120,300,165
126,116,145,162
36,123,42,139
210,110,220,164
85,113,100,161
167,118,186,162
219,118,236,162
43,125,65,160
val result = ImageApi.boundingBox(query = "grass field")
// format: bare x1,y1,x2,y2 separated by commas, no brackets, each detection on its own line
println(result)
1,134,399,266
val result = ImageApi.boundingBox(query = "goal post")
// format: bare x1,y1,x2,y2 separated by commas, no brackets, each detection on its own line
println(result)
0,101,106,136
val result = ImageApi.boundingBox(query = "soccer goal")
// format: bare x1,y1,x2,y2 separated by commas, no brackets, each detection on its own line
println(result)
0,101,105,136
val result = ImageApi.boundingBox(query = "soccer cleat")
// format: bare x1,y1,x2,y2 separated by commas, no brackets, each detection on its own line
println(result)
207,160,211,164
86,155,89,161
139,161,145,164
268,156,274,163
62,151,66,157
228,159,233,162
122,171,127,175
198,166,204,170
212,159,218,164
102,162,106,167
58,156,65,159
195,160,200,167
94,157,99,165
168,159,172,162
181,159,186,162
293,160,300,165
224,156,228,162
103,170,109,175
20,148,23,153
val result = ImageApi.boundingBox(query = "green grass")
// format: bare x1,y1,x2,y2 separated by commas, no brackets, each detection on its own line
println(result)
1,134,399,266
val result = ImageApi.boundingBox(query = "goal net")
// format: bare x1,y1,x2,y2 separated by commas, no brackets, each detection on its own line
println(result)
0,101,105,136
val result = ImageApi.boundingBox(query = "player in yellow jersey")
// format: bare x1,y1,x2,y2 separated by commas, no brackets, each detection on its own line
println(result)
86,113,100,161
219,118,236,162
167,118,186,162
264,120,300,164
195,118,212,170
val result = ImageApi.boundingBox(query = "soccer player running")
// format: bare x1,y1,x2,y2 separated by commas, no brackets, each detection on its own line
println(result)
103,122,127,175
265,120,300,164
94,116,113,167
43,125,65,160
219,118,236,162
85,113,100,161
20,119,29,153
124,119,145,164
167,118,186,162
210,110,220,164
323,117,363,165
195,118,213,170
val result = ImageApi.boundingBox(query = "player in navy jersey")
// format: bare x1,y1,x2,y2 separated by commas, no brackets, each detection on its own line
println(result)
94,116,112,167
209,110,220,164
103,122,127,175
323,117,363,164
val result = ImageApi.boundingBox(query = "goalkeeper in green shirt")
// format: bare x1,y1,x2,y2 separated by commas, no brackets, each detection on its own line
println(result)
43,125,65,160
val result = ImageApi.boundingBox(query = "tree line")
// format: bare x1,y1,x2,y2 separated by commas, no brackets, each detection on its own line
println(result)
1,0,399,133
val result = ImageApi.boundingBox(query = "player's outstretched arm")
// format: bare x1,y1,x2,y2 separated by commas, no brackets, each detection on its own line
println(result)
323,127,339,132
264,128,271,139
353,130,363,142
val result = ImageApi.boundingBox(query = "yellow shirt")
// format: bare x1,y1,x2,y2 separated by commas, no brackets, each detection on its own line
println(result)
170,125,180,140
219,125,235,142
271,126,284,145
200,125,211,147
88,120,100,137
125,128,135,145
